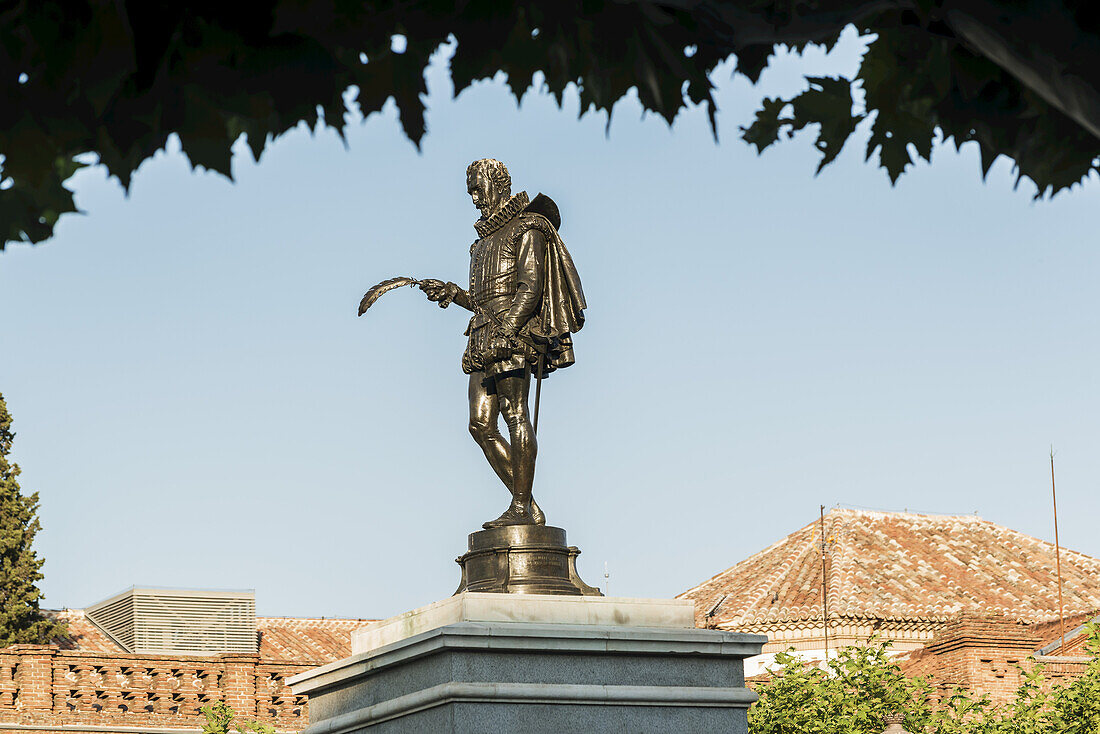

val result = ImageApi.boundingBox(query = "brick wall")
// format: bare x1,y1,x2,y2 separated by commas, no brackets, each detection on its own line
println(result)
0,644,316,734
900,613,1088,705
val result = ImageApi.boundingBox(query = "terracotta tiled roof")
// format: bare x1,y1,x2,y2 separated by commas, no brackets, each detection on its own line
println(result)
52,610,122,653
50,610,374,663
256,616,373,663
1052,632,1095,656
1032,612,1100,656
678,509,1100,629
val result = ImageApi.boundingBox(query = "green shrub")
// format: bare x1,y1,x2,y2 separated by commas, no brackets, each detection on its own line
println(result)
200,701,276,734
749,626,1100,734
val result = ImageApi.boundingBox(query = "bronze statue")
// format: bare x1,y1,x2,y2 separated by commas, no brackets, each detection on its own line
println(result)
359,159,585,530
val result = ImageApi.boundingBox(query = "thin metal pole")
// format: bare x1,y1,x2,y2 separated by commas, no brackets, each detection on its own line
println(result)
1051,447,1066,654
820,505,830,659
533,354,545,434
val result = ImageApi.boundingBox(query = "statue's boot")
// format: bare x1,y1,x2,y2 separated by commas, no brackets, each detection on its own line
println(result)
530,498,545,525
483,500,537,529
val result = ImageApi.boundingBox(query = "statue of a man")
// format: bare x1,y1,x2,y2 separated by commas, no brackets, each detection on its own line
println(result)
419,159,586,528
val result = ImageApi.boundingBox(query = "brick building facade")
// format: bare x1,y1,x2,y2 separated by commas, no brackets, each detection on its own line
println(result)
900,612,1093,703
0,610,372,734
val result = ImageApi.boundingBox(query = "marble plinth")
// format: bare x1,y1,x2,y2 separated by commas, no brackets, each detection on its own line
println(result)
351,592,695,654
289,596,766,734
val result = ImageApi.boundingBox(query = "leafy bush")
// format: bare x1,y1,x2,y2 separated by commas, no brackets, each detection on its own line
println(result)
749,625,1100,734
199,701,276,734
749,640,932,734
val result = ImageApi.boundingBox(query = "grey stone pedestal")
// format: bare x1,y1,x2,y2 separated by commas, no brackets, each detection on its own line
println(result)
288,595,766,734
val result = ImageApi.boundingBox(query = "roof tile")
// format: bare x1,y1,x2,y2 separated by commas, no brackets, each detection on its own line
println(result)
678,509,1100,629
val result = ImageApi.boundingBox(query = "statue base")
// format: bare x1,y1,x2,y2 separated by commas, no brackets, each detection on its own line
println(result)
454,525,601,596
289,594,767,733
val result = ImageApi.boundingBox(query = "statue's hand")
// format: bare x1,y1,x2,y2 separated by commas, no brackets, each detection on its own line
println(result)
488,321,521,360
420,279,459,308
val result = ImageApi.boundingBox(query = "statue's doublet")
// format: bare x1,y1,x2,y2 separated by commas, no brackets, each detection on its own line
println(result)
461,190,586,379
463,192,543,377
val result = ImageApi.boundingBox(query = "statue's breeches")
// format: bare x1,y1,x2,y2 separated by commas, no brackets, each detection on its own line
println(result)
462,321,528,377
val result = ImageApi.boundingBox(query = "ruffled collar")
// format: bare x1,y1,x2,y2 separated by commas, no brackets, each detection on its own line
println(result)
474,191,529,238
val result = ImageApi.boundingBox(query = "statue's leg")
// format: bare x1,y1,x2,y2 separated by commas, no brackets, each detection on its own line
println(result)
468,372,513,491
497,372,537,512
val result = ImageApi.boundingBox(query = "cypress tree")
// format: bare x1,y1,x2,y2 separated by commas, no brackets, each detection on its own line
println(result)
0,393,65,646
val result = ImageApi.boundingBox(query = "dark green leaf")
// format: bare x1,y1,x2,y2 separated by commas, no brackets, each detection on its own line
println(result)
741,97,788,154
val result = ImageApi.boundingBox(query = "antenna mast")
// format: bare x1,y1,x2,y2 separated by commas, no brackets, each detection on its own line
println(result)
820,505,830,660
1051,448,1066,654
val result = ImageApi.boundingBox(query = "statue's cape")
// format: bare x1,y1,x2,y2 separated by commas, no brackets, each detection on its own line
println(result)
522,194,586,341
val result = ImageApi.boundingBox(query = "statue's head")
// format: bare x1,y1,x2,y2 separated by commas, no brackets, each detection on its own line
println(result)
466,158,511,217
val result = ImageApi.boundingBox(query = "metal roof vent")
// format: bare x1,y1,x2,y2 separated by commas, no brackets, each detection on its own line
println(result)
85,587,257,655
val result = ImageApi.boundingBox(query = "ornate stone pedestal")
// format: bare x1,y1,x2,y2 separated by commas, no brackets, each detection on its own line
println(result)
454,525,601,596
288,593,767,734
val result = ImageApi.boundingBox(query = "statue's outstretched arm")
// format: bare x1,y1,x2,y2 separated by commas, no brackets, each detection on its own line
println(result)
450,286,473,312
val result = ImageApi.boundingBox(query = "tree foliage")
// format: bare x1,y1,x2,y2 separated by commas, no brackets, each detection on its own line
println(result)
2,1,1099,248
743,18,1100,197
0,393,66,647
749,628,1100,734
750,641,934,733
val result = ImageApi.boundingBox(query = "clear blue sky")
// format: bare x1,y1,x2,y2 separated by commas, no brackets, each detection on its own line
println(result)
2,31,1098,619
